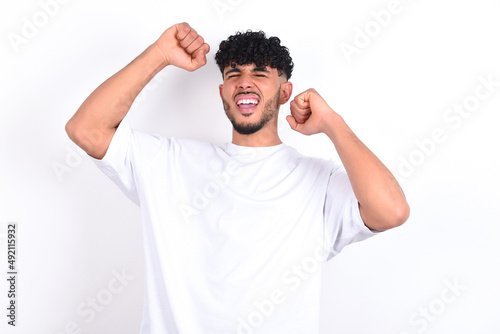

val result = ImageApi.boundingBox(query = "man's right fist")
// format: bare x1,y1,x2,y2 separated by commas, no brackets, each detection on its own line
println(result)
154,22,210,72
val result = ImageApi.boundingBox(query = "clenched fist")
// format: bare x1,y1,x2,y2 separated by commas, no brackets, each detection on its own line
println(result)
154,22,210,72
286,88,337,136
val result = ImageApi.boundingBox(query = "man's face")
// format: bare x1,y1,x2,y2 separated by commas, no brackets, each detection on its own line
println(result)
219,63,290,135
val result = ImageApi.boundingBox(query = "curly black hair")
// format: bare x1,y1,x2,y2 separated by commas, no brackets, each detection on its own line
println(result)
215,30,294,80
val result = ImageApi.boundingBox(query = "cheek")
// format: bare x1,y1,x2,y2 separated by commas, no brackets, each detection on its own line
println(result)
263,84,281,99
220,85,235,99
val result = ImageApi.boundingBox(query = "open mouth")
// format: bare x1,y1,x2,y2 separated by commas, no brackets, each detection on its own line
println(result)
235,93,260,113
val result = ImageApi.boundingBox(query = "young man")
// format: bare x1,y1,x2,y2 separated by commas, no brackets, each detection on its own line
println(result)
66,23,409,334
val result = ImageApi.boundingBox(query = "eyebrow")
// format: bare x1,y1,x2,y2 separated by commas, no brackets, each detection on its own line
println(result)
224,66,270,77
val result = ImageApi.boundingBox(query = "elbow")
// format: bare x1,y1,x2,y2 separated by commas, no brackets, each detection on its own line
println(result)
388,201,410,229
363,200,410,232
64,117,110,160
65,118,84,149
65,118,77,142
65,118,87,152
64,118,94,157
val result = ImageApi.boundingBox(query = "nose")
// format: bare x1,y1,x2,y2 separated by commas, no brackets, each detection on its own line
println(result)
237,72,254,90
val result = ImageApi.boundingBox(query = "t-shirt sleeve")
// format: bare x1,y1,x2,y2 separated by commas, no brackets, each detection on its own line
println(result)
88,118,164,206
323,163,381,261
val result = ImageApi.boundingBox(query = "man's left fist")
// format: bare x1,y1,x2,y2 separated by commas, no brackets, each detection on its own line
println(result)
287,88,335,135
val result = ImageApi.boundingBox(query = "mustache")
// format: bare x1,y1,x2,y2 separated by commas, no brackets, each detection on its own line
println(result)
234,91,261,99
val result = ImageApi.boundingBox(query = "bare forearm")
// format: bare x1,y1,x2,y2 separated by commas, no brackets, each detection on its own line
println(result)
66,44,167,158
288,88,409,230
66,23,209,159
321,112,409,231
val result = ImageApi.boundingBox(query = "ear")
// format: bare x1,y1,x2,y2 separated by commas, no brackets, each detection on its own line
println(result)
279,81,293,105
219,84,223,99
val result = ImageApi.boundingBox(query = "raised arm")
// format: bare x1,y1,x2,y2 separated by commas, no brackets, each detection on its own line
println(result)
65,22,210,159
287,88,410,231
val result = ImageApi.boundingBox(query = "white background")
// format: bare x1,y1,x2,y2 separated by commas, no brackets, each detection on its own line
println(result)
1,0,499,333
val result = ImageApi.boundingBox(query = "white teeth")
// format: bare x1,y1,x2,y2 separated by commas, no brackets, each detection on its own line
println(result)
237,99,259,106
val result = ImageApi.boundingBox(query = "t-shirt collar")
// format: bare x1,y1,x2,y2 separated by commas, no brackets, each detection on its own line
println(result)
222,142,286,160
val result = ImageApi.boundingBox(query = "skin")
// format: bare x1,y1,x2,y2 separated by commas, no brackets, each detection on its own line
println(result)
66,22,409,231
219,64,292,146
287,89,410,231
65,23,210,159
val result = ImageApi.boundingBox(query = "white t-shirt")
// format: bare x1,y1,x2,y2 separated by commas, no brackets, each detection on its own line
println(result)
91,119,379,334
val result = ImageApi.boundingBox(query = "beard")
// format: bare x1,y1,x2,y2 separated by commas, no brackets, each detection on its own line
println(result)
223,89,281,135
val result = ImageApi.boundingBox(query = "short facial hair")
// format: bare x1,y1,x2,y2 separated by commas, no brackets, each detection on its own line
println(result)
223,88,281,135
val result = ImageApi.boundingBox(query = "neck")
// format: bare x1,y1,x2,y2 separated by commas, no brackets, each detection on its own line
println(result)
231,120,282,147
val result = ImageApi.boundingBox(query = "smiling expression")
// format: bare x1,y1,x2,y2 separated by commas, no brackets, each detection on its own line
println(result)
219,63,291,136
